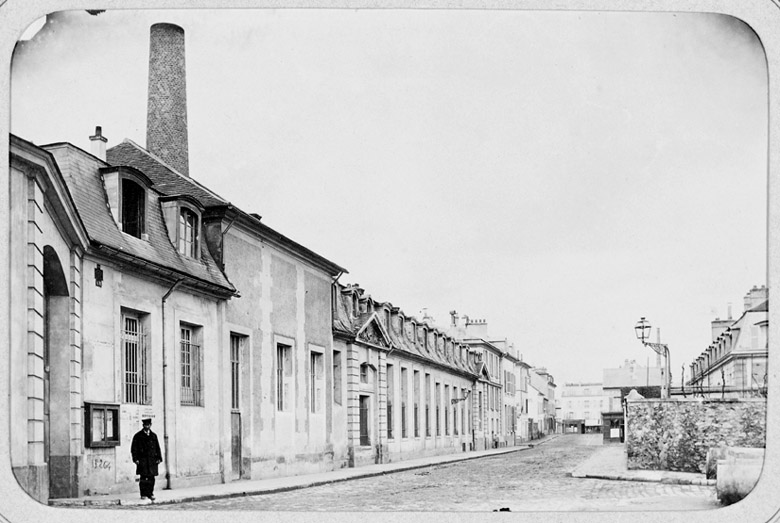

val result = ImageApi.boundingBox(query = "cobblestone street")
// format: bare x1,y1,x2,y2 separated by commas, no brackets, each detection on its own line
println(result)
113,434,720,513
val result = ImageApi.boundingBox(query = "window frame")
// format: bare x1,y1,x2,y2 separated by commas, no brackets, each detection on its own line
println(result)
120,177,147,239
121,310,150,405
180,322,204,407
309,347,325,414
178,205,200,258
84,402,120,448
276,342,293,412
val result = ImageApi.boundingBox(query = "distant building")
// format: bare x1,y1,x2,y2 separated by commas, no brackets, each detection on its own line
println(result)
559,382,609,433
529,368,557,437
602,359,663,411
687,285,768,398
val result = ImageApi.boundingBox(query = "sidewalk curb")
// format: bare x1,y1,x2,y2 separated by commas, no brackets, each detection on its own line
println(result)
575,473,715,487
51,437,560,507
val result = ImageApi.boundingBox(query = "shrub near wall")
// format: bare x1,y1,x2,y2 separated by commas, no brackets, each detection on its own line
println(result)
626,398,766,473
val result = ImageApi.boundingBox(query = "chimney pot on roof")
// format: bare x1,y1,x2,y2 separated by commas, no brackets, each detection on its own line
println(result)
89,125,107,161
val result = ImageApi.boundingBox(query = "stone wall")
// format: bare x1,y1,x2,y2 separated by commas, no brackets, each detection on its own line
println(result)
625,398,766,473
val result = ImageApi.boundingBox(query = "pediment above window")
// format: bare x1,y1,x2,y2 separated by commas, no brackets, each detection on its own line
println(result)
356,314,392,350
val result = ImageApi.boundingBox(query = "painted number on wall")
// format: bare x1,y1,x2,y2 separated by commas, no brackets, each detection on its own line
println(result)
92,457,112,470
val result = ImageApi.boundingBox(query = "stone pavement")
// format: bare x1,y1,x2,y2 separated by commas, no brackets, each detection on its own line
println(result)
571,443,716,486
51,435,713,508
50,436,558,507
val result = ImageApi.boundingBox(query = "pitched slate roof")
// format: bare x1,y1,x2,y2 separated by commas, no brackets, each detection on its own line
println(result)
43,142,235,296
107,139,227,207
106,139,346,276
334,287,477,376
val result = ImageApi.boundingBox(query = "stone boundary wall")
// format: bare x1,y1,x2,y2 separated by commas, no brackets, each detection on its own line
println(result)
625,398,766,473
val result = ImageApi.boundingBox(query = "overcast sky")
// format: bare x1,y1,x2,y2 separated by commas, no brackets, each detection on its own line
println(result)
10,8,768,386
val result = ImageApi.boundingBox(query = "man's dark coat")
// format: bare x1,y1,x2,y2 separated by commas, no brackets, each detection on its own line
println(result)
131,428,163,476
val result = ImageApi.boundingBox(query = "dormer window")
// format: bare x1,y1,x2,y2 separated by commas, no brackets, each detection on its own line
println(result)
178,207,199,257
100,166,153,241
160,195,203,259
121,179,146,238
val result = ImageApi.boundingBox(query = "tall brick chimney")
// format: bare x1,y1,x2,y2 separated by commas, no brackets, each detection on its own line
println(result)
146,23,189,176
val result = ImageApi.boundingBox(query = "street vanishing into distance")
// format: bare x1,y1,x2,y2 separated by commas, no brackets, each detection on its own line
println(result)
103,434,720,513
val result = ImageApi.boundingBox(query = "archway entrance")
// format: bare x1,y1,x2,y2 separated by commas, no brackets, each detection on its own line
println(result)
42,246,76,498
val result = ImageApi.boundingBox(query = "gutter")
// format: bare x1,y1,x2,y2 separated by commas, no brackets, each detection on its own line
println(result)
161,278,185,490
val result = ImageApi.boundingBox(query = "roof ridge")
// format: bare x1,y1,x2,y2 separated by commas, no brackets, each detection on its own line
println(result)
117,138,229,205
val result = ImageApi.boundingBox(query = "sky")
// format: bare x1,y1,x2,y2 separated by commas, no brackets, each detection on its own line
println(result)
9,8,768,386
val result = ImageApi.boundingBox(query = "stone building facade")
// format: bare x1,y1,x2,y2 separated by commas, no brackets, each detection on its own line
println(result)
7,20,559,502
687,285,768,398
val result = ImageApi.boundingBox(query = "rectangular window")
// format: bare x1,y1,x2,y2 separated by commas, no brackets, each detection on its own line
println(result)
359,395,370,446
180,324,203,406
453,393,458,436
310,351,324,413
333,349,342,405
122,312,149,405
85,403,120,448
277,343,292,411
461,388,467,435
444,385,450,435
121,178,145,238
479,391,483,431
230,333,245,411
436,382,441,436
413,370,420,437
387,364,395,439
425,373,431,437
401,367,408,438
178,208,199,257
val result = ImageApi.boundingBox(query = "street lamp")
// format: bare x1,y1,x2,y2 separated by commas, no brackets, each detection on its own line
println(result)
634,317,671,398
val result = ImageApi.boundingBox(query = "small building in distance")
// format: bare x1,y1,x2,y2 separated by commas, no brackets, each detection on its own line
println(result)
559,382,609,433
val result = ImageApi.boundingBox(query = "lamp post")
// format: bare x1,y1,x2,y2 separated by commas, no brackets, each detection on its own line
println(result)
634,317,671,398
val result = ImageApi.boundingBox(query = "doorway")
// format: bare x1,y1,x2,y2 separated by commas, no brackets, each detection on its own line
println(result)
42,246,74,498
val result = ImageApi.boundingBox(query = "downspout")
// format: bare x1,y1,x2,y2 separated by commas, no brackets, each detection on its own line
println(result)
161,277,185,490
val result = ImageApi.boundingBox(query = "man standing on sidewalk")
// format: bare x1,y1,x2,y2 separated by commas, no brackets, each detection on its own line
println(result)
131,418,163,501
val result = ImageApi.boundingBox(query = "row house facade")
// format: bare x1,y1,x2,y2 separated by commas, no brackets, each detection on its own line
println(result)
333,285,479,465
687,285,768,397
7,20,560,503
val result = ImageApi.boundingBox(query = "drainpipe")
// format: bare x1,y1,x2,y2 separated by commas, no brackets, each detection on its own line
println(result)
161,278,185,490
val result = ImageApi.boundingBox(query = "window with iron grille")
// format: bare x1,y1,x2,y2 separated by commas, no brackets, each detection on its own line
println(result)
122,312,149,405
230,334,244,411
180,324,203,406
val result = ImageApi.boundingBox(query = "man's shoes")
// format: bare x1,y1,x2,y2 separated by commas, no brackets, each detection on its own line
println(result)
149,495,155,501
